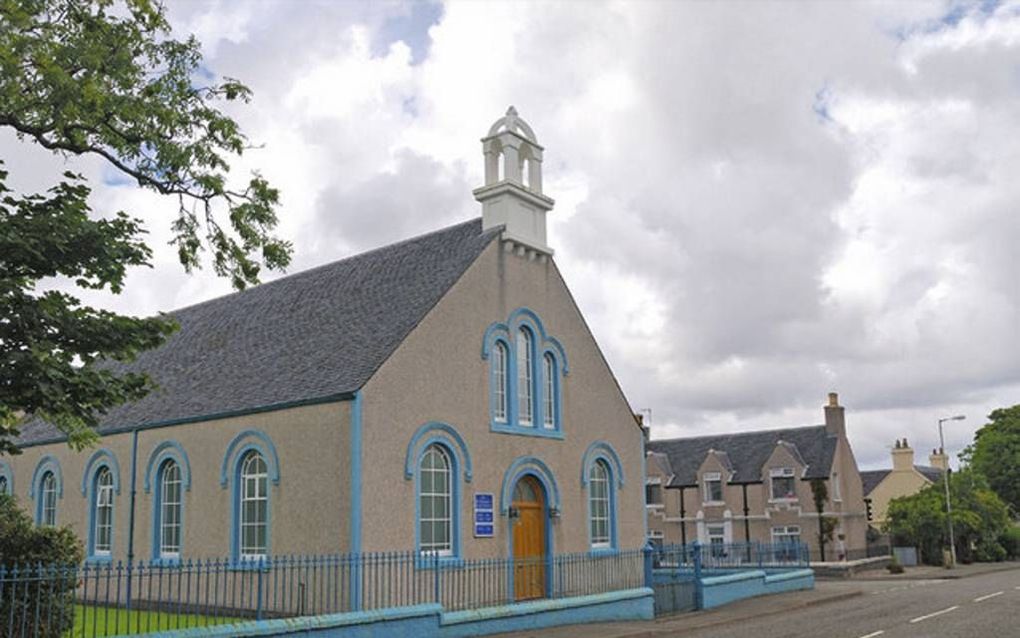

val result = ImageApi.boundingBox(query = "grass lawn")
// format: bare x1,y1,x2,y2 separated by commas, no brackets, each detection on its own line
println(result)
72,604,244,636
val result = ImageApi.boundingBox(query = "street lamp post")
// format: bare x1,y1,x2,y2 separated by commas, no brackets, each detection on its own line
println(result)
937,415,966,568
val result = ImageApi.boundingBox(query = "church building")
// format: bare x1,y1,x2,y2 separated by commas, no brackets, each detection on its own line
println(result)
1,109,647,601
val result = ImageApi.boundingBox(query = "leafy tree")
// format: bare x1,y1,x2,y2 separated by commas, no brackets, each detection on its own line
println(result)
1,0,291,453
885,469,1010,565
0,493,83,637
963,405,1020,514
810,478,836,561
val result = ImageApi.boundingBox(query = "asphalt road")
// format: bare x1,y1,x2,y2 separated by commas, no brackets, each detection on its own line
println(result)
673,570,1020,638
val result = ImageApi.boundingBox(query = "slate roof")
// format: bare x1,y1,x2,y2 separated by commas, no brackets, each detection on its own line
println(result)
18,219,500,446
860,469,890,496
859,465,943,496
646,425,838,487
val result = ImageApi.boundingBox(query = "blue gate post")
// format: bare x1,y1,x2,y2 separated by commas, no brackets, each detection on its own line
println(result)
642,542,654,589
692,541,704,610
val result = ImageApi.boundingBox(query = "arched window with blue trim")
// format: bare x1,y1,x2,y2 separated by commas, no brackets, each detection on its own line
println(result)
90,467,115,557
483,308,567,438
588,460,611,548
39,471,57,527
517,328,535,426
239,451,268,560
419,444,452,556
156,460,183,560
493,341,509,423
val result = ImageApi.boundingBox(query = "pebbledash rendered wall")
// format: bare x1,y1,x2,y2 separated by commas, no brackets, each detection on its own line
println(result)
3,400,352,561
360,238,647,557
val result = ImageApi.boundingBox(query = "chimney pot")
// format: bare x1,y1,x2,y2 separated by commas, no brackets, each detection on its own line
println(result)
827,392,839,407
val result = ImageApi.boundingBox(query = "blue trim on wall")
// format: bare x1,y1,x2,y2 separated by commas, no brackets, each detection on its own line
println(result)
498,456,561,516
482,307,568,438
580,441,625,489
220,430,280,487
349,391,363,610
143,440,192,494
412,439,464,567
0,461,13,496
84,459,117,563
29,455,63,500
80,449,122,496
404,422,473,483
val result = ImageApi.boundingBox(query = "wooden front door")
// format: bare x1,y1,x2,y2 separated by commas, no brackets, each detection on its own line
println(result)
512,476,546,601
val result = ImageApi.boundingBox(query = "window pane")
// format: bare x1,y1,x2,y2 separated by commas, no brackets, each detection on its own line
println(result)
517,329,533,425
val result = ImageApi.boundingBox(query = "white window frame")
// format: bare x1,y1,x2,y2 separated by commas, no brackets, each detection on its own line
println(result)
93,468,114,556
419,445,453,557
493,341,509,423
831,472,841,502
703,472,724,504
40,472,57,527
517,328,534,426
589,460,611,548
769,467,797,501
542,353,556,429
771,525,801,544
239,452,268,560
706,524,726,556
645,479,664,508
159,460,183,560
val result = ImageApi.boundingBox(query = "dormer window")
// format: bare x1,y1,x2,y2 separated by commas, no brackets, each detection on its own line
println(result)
770,468,797,500
703,472,724,503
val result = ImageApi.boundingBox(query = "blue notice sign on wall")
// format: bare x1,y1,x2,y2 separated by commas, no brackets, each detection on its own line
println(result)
474,492,495,538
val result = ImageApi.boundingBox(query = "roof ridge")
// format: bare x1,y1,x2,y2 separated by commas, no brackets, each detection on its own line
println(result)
649,423,827,444
168,217,491,317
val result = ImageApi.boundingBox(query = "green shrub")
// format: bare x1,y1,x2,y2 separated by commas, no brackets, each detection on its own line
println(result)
998,526,1020,560
887,555,905,574
974,539,1007,563
0,494,83,638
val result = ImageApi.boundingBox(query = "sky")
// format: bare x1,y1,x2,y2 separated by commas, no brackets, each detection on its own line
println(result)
6,0,1020,471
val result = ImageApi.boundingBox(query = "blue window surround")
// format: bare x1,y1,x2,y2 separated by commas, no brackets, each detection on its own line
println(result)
29,455,63,525
405,422,472,568
581,441,625,555
0,461,13,495
499,456,559,597
482,308,568,439
220,430,280,566
144,441,192,563
82,449,121,563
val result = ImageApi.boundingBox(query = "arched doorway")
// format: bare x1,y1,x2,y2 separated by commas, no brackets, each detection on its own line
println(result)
511,475,547,600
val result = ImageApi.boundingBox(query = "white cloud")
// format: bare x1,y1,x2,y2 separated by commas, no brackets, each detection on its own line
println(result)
13,0,1017,472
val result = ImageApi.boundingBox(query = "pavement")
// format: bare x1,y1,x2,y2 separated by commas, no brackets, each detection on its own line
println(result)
493,562,1020,638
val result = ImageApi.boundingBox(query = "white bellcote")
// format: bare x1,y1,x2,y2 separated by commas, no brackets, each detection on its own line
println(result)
473,107,555,257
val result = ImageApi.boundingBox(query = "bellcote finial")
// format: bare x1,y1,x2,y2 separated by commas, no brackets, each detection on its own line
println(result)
474,106,555,256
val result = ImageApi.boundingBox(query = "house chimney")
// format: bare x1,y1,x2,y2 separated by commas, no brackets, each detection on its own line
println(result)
929,447,949,471
823,392,845,438
892,438,914,472
474,107,555,257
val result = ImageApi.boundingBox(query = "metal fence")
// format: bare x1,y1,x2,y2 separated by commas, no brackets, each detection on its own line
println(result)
648,541,809,616
1,549,645,637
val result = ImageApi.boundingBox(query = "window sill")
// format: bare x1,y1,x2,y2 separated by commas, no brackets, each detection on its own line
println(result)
702,501,726,507
86,554,112,565
589,546,618,557
490,422,564,440
768,498,799,504
415,555,465,570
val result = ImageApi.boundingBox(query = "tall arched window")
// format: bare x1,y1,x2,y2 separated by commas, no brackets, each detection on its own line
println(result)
419,445,452,556
39,471,57,527
0,476,8,495
589,460,611,549
543,353,556,429
493,341,509,423
517,328,534,426
157,460,183,559
239,451,268,560
92,468,114,555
